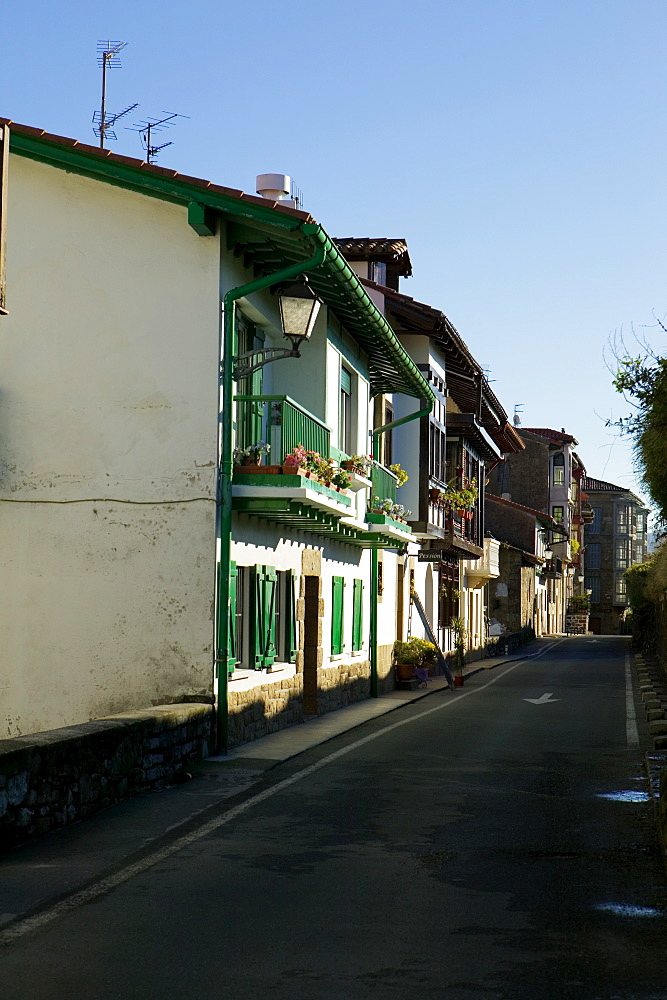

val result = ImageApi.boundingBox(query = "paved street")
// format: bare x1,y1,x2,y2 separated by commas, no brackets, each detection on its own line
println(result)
1,636,666,999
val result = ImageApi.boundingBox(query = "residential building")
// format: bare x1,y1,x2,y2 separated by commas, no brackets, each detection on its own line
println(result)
485,494,562,636
334,240,523,664
581,476,650,634
487,426,592,632
0,120,434,745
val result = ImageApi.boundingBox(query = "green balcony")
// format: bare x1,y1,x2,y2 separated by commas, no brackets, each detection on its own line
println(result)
232,396,408,549
234,394,329,466
369,461,398,506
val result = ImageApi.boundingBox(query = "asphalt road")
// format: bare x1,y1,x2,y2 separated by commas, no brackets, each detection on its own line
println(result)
1,635,666,1000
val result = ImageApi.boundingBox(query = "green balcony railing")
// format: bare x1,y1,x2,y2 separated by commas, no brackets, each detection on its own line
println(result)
369,461,398,505
234,395,330,464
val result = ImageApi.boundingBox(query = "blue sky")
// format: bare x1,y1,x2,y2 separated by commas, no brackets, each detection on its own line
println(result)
3,0,666,508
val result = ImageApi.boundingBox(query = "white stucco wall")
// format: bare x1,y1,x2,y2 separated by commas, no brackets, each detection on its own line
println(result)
1,155,221,736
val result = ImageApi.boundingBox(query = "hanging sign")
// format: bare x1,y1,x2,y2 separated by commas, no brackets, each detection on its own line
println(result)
418,549,443,562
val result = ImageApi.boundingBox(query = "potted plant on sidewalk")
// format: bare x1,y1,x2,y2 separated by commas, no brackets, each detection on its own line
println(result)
393,637,437,682
450,615,467,686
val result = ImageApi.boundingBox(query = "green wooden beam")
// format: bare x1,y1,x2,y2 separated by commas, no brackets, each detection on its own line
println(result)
188,202,217,236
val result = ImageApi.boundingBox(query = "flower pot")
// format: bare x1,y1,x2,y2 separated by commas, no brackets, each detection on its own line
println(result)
234,464,282,475
454,675,464,687
395,663,416,681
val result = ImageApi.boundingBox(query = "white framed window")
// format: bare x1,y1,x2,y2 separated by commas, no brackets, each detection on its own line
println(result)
616,504,631,532
615,539,631,570
552,453,565,486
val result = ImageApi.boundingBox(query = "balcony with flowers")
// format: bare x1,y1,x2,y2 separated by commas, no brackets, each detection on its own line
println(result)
232,395,410,547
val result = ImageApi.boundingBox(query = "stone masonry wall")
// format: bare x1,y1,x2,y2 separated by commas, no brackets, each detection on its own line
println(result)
227,673,304,747
317,659,371,714
0,703,213,850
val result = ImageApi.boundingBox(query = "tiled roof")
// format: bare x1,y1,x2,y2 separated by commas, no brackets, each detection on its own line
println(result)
486,493,564,531
334,238,412,275
0,117,314,222
521,427,578,446
360,280,523,453
1,118,434,401
581,476,649,508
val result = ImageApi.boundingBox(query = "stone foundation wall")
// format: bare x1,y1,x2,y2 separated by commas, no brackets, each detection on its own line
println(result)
227,673,304,747
566,613,589,635
317,659,371,714
377,644,395,695
0,703,213,850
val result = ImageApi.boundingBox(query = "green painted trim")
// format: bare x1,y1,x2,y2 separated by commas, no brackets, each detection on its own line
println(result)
365,511,413,533
10,132,303,232
10,130,433,401
301,225,435,401
232,394,330,434
326,321,371,383
188,201,216,236
232,473,352,507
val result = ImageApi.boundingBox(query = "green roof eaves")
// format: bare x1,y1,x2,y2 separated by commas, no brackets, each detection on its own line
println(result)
9,130,303,232
9,128,433,401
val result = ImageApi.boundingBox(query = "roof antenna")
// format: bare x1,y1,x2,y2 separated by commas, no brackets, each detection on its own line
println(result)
513,403,524,427
127,112,189,164
93,40,137,149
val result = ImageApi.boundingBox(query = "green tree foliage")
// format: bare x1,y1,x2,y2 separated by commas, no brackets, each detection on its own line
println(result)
613,350,667,521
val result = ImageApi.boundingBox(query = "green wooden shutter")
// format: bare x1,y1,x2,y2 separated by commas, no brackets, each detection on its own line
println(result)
286,570,297,663
352,579,363,652
253,565,277,669
228,561,238,673
332,576,345,655
217,560,238,676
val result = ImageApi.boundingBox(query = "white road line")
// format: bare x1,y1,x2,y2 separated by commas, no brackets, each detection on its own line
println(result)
625,652,639,747
0,638,566,946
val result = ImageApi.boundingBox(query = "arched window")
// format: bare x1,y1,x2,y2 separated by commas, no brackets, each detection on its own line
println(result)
552,453,565,486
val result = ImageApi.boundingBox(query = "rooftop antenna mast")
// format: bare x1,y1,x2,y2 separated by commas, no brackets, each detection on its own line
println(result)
513,403,524,427
94,40,137,149
128,112,189,164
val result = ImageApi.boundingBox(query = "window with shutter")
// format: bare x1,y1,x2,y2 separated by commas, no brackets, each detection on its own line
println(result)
252,565,277,668
352,579,363,652
217,560,238,675
331,576,345,655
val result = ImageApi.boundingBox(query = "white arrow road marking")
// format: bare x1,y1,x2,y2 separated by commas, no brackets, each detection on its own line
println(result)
523,693,560,705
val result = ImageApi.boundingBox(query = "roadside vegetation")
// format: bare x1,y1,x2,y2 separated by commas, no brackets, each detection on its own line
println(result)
612,321,667,654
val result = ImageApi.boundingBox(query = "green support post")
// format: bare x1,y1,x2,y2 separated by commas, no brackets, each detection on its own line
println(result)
369,403,433,698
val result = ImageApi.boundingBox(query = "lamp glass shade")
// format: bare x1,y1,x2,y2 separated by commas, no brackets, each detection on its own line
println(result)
278,285,322,342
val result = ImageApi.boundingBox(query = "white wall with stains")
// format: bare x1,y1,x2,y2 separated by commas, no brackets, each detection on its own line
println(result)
0,155,221,737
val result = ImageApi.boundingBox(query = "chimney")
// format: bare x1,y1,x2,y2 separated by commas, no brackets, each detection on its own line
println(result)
255,174,296,208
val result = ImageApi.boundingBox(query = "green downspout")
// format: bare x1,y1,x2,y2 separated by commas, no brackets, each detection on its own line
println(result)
216,247,326,753
369,403,433,698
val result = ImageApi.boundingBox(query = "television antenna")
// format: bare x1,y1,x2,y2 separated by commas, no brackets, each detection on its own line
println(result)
513,403,524,427
94,40,135,149
127,112,189,164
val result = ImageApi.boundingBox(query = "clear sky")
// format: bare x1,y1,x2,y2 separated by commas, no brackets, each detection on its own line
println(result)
3,0,666,509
